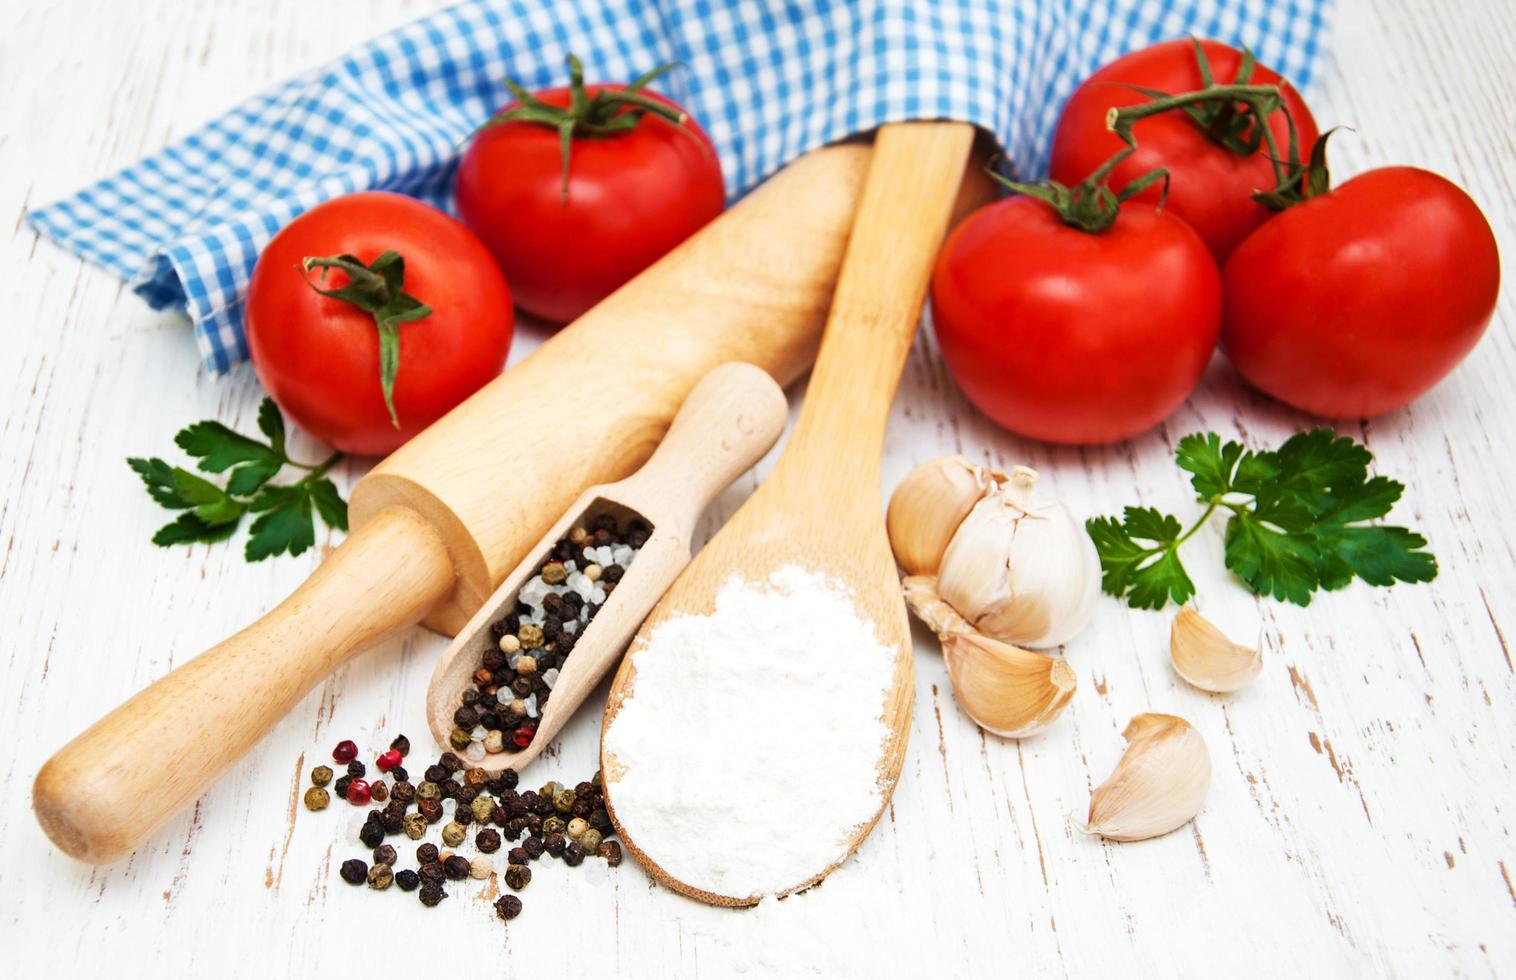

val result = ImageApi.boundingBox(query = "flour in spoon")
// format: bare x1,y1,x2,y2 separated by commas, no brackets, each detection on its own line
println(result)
603,565,896,900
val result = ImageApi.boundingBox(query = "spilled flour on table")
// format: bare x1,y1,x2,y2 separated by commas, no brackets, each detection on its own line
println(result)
603,565,895,900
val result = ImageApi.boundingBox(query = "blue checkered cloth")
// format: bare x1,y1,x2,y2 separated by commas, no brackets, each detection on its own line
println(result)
29,0,1330,373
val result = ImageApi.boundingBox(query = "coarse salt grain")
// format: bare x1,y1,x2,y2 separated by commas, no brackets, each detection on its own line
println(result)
602,566,895,900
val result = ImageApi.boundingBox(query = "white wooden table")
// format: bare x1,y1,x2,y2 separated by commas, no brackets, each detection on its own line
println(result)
3,1,1513,975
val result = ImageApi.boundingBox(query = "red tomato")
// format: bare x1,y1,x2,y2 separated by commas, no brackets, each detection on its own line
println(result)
456,82,724,324
246,191,514,456
931,197,1221,445
1050,39,1319,261
1222,167,1499,418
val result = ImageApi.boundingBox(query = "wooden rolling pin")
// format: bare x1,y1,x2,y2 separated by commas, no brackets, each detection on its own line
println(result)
34,144,873,864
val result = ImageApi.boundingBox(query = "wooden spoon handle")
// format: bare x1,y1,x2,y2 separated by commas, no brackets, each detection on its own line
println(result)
612,362,788,544
33,507,455,864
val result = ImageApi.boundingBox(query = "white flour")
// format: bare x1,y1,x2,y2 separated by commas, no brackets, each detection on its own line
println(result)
603,565,896,900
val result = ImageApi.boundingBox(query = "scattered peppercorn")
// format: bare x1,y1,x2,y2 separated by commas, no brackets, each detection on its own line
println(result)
553,788,577,814
589,808,613,834
333,774,353,800
542,816,566,836
419,882,447,907
563,843,584,867
395,869,420,892
494,894,523,921
442,822,467,847
373,844,397,867
476,829,502,853
339,859,368,884
333,740,358,764
578,828,602,855
303,787,330,811
544,832,566,857
449,728,472,750
500,768,520,790
382,811,405,835
566,817,589,841
359,817,385,849
403,813,427,840
418,799,444,823
346,760,366,779
417,780,441,800
367,864,394,890
443,855,470,880
504,864,532,891
370,780,389,803
390,734,411,757
392,780,416,803
524,835,546,860
507,846,530,866
310,765,334,787
471,795,495,823
469,856,493,880
345,779,372,806
597,840,622,866
390,764,409,783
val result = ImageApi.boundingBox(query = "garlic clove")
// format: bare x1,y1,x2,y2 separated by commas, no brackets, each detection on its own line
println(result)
941,631,1076,738
1083,713,1210,842
887,456,1004,576
901,575,971,637
937,466,1099,649
1170,606,1262,693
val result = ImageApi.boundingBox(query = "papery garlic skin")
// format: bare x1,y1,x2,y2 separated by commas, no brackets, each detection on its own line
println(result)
936,466,1099,649
1085,713,1210,842
901,575,972,637
942,632,1076,738
887,456,1004,576
1170,606,1262,693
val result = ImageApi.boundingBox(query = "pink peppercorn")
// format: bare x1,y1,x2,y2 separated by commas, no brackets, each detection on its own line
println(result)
346,779,372,805
376,749,402,772
332,740,358,763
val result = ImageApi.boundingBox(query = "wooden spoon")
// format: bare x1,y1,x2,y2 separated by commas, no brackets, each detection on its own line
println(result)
426,362,787,772
600,121,975,905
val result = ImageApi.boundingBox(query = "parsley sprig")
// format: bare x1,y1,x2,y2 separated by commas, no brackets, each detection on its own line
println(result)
1086,429,1437,609
127,398,348,561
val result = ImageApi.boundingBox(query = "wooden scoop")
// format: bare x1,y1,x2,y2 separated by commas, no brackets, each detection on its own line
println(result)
601,121,975,905
425,362,786,771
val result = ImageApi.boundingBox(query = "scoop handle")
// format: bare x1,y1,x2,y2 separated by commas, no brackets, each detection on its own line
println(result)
33,507,455,864
611,362,789,543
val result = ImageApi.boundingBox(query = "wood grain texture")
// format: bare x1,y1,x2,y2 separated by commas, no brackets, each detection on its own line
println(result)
425,362,787,773
602,121,975,906
2,0,1514,976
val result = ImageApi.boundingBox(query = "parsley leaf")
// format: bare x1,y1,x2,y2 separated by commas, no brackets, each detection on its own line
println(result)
1088,429,1436,609
128,398,346,561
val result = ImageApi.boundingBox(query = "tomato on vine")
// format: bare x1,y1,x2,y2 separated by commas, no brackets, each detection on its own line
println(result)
456,55,725,325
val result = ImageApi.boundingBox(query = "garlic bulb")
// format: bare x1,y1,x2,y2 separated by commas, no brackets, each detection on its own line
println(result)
942,632,1076,738
1170,606,1262,693
901,575,971,637
1083,714,1210,841
935,466,1099,649
887,456,1003,576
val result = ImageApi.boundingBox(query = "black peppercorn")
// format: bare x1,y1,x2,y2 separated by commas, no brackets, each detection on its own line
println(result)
523,835,545,860
333,774,353,800
390,765,409,784
453,806,473,828
504,818,527,841
510,677,533,697
339,859,368,884
575,781,594,799
507,846,530,866
589,808,612,833
479,711,502,731
500,768,520,790
597,841,622,866
370,781,389,803
383,797,407,817
373,843,397,866
390,734,411,757
476,829,502,853
418,798,444,823
412,843,436,865
491,804,509,826
443,855,471,880
563,843,585,867
457,786,479,807
572,798,593,819
525,813,544,836
395,869,420,891
347,760,367,779
494,894,523,921
419,882,447,907
482,648,506,671
418,862,445,885
359,819,385,849
381,811,404,835
453,706,480,730
532,795,555,817
503,863,532,891
544,833,566,857
461,688,481,707
424,764,449,784
439,780,460,800
439,751,464,773
392,781,416,803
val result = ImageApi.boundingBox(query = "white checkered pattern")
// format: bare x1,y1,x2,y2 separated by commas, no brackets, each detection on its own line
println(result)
28,0,1331,372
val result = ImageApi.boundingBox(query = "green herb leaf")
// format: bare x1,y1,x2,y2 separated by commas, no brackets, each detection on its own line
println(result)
128,401,346,561
1090,429,1436,609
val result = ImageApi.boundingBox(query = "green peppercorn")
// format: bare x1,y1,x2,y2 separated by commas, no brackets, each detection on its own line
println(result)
416,780,441,800
518,624,544,650
597,840,621,866
539,781,559,799
403,813,428,840
540,562,567,585
449,728,472,750
578,828,602,854
591,770,603,789
566,817,589,841
471,794,495,823
303,787,331,811
553,788,576,814
367,864,394,890
442,821,467,847
310,765,333,787
504,864,532,891
542,816,566,836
